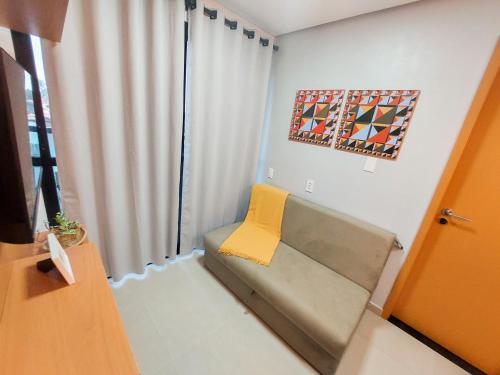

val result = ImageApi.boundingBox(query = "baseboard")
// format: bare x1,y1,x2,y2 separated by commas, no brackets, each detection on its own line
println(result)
367,301,383,316
388,316,486,374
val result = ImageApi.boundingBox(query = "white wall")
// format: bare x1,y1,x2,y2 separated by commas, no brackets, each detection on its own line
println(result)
257,0,500,308
0,26,15,58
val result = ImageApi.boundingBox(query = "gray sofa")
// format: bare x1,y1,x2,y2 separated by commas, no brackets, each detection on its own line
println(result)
203,195,395,374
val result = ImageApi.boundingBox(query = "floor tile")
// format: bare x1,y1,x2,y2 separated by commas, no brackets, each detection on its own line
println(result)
337,334,414,375
112,252,468,375
120,304,174,374
355,310,470,375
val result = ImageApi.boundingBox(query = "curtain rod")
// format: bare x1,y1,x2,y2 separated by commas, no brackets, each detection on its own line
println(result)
224,18,237,30
203,6,217,19
188,1,279,51
243,28,254,39
189,0,274,38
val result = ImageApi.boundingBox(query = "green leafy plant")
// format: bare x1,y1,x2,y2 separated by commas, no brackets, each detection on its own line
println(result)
52,212,80,235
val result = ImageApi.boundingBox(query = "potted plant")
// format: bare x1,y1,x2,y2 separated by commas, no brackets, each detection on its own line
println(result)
50,212,87,249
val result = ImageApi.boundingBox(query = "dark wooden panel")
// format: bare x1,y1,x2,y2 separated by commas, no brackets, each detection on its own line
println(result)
0,0,69,42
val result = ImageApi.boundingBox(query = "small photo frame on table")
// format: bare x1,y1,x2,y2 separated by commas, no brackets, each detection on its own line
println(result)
38,233,76,285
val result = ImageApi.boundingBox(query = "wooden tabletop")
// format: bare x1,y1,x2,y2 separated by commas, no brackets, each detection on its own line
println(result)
0,242,139,374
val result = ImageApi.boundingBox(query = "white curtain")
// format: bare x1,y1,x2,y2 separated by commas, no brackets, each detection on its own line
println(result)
43,0,185,280
180,4,274,252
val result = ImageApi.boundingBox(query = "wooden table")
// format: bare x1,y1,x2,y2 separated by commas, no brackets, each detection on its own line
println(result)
0,242,139,374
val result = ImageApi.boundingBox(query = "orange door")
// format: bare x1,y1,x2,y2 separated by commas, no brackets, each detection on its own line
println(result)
393,59,500,373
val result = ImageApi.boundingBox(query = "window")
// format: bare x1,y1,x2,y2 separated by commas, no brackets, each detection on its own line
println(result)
24,72,40,158
31,36,57,158
30,36,62,209
12,31,61,224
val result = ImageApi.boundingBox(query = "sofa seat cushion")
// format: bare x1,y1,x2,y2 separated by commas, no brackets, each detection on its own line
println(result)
204,223,370,359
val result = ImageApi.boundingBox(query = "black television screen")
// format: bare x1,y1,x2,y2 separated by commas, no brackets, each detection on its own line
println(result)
23,71,38,226
0,48,42,243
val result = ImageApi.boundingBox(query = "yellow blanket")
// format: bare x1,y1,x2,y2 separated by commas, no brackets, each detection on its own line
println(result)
219,184,289,265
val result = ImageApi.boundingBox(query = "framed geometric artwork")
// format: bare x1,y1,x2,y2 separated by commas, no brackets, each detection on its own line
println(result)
288,89,345,147
335,89,420,159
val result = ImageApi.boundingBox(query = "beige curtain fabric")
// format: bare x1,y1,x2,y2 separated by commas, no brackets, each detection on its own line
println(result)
43,0,185,280
180,4,274,252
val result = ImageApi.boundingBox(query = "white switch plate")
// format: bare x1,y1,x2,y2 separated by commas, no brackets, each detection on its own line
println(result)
267,167,274,179
305,179,314,193
363,157,377,173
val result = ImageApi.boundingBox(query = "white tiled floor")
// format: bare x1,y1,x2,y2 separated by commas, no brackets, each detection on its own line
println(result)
111,252,468,375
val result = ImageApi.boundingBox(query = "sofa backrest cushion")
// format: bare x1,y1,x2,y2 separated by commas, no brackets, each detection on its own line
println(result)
281,195,396,292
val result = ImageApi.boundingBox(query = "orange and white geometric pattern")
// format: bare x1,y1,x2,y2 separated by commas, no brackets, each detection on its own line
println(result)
288,89,344,147
335,89,420,159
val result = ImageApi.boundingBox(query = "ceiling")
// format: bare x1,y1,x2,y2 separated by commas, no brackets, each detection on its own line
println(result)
216,0,420,36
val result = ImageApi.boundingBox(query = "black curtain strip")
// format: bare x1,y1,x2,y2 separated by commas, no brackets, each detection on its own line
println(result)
177,21,189,255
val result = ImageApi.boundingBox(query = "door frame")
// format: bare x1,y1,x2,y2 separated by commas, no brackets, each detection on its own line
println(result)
382,38,500,319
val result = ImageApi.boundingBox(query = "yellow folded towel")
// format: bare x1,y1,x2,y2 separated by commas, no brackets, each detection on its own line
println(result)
219,184,289,265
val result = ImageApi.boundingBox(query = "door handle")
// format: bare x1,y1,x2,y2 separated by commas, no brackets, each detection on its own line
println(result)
441,208,472,222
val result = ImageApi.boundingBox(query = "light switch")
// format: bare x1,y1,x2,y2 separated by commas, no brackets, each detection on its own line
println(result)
363,157,377,173
267,167,274,179
305,179,314,193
